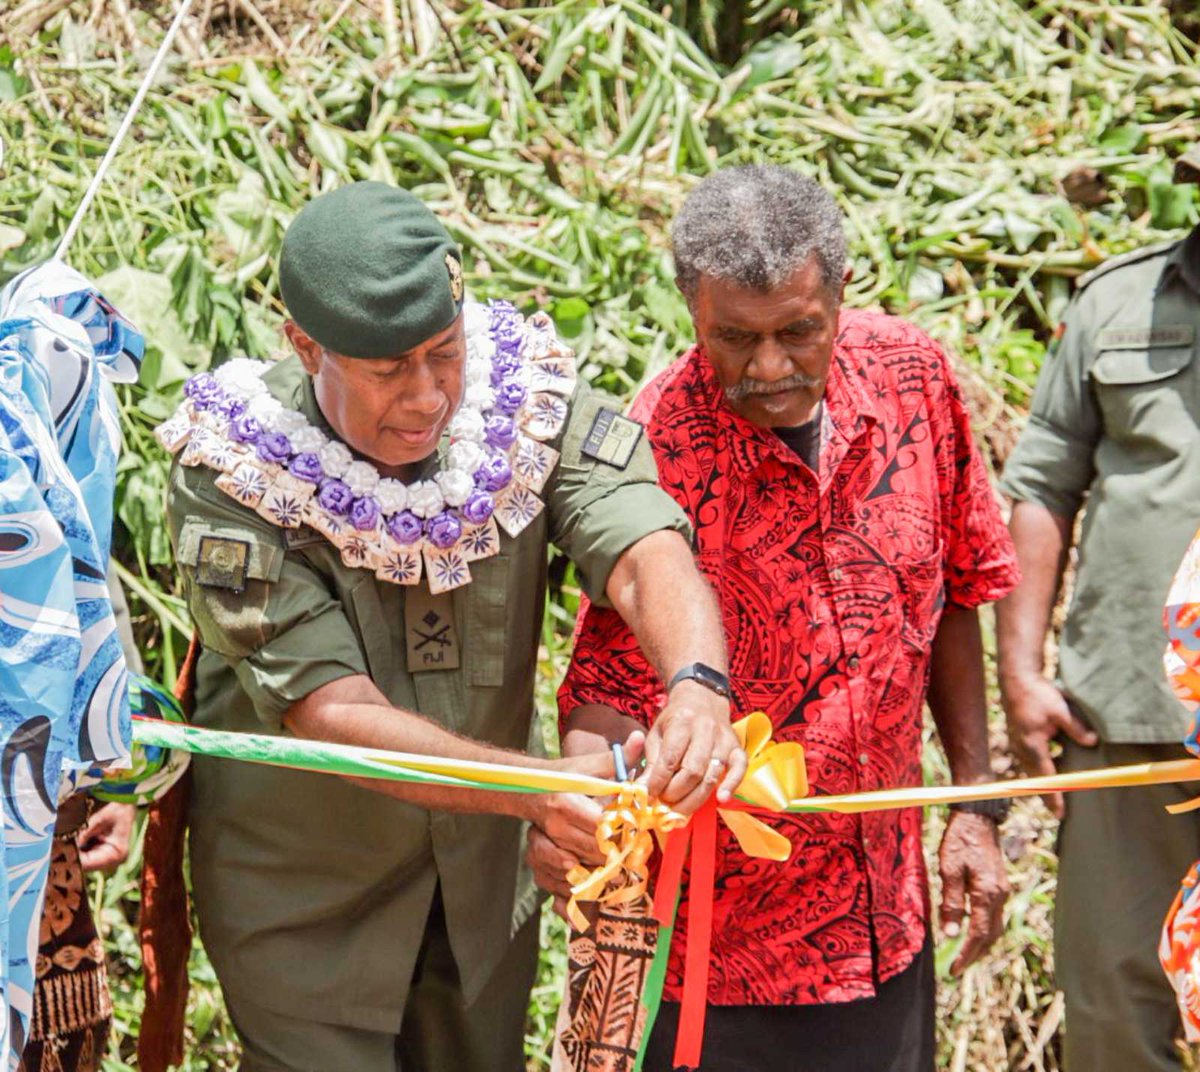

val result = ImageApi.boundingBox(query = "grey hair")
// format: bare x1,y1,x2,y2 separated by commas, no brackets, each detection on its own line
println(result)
672,166,848,300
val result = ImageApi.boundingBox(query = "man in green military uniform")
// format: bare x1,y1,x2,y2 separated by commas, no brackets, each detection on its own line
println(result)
158,182,746,1072
998,148,1200,1070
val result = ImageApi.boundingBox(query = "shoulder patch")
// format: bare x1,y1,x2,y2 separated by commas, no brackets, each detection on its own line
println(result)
177,519,284,586
196,536,251,592
580,408,643,469
1076,239,1180,291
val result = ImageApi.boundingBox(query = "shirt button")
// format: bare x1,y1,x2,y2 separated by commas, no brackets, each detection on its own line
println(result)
858,752,870,766
847,655,860,671
831,568,843,581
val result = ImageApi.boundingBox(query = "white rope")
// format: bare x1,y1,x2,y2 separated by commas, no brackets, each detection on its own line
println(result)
54,0,199,262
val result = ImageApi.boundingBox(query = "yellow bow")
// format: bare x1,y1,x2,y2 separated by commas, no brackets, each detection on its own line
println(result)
564,782,687,932
565,713,807,930
719,712,807,862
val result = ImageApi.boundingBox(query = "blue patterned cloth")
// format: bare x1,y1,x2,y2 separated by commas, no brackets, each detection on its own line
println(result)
0,259,142,1068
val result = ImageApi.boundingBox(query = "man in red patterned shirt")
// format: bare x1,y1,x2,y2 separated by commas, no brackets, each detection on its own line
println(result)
532,166,1021,1071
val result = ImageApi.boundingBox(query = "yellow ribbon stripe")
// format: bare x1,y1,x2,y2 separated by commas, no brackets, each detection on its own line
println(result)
790,757,1200,815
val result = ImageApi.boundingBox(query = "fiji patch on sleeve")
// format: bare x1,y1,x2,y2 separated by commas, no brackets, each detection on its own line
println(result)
580,408,643,469
195,536,251,593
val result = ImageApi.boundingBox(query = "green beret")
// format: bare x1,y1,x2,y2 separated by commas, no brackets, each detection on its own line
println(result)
279,181,465,359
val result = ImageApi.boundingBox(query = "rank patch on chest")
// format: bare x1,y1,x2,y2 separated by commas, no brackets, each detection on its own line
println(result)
195,536,251,593
580,408,642,469
405,588,461,672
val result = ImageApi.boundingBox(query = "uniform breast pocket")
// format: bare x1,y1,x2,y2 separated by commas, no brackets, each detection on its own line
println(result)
1090,345,1197,453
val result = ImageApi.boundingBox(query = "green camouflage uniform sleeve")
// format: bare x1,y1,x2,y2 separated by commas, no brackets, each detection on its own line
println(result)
545,384,691,607
167,461,368,728
999,292,1102,517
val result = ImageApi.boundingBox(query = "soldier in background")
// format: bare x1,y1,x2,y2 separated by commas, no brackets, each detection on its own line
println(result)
998,147,1200,1071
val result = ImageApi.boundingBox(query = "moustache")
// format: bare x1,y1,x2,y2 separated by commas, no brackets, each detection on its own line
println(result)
725,372,822,403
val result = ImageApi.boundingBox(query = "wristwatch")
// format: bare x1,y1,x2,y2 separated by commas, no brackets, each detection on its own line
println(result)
667,663,731,700
949,797,1011,824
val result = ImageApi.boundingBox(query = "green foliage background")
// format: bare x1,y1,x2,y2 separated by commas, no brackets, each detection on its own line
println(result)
1,0,1199,1068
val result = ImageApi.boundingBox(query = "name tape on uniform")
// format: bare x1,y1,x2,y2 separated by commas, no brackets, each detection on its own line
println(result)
581,407,642,470
1097,325,1196,350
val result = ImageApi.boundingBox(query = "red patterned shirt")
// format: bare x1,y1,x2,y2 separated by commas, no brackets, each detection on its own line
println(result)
558,308,1019,1006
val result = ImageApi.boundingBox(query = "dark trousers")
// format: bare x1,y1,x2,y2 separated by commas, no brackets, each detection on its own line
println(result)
643,938,934,1072
226,890,540,1072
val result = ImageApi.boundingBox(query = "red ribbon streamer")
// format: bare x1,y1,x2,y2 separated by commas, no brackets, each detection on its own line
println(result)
650,799,720,1070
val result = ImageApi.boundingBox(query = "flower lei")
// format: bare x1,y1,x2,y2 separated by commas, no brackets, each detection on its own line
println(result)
155,300,577,593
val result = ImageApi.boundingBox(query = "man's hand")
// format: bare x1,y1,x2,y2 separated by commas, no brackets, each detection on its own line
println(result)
528,731,648,921
643,682,747,815
1001,673,1098,818
78,802,135,874
938,811,1009,976
526,825,579,921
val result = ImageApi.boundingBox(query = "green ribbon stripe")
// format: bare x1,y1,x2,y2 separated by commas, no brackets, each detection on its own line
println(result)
131,719,546,796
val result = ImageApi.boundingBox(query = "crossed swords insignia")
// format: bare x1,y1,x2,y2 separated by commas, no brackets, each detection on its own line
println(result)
415,610,451,650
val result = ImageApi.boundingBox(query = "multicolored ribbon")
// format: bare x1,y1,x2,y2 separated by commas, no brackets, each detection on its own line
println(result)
132,716,1200,813
131,711,1200,1070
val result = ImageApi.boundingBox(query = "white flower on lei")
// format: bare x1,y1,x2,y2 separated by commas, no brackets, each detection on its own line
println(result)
344,461,380,498
408,480,446,519
290,425,328,453
376,479,409,515
464,383,495,410
266,408,308,436
448,408,486,443
448,440,486,475
465,358,491,388
246,394,282,423
318,441,354,478
463,301,491,338
436,469,474,507
214,358,271,397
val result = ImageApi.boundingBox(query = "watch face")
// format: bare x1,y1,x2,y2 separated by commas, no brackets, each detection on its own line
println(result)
693,663,731,697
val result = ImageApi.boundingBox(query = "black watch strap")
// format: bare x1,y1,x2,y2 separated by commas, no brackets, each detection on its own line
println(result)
949,797,1010,823
667,662,731,700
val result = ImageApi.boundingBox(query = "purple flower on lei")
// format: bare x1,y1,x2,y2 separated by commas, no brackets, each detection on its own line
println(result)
490,355,523,388
256,432,292,465
474,453,513,494
349,496,382,532
288,452,324,484
461,490,495,525
215,396,247,420
489,302,524,357
492,381,527,415
184,373,222,410
387,510,423,545
426,511,463,550
484,415,518,450
317,478,354,516
230,414,263,443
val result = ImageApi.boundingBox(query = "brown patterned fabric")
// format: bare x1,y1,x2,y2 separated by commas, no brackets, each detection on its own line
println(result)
137,637,199,1072
19,802,111,1072
552,891,658,1072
